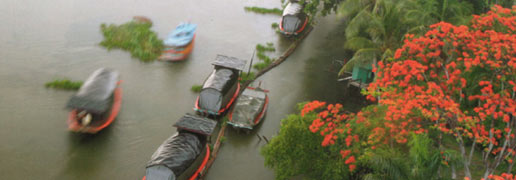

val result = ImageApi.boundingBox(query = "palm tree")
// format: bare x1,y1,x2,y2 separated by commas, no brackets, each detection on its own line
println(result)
338,0,414,75
406,0,473,34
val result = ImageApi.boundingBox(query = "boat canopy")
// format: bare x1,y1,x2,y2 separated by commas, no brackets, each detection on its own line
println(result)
212,55,247,71
66,68,119,113
164,23,197,47
283,2,303,16
199,69,238,113
229,89,267,129
174,114,217,136
146,132,205,179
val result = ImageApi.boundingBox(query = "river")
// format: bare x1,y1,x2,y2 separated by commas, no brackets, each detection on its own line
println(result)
0,0,362,179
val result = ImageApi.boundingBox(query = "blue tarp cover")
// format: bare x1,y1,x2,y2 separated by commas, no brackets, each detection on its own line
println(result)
164,23,197,47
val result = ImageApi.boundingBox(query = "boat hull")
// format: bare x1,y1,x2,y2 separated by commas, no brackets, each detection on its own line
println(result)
279,16,309,36
159,35,196,61
228,87,269,131
67,86,122,134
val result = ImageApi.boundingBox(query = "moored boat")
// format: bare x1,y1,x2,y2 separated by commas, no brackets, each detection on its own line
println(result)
144,114,217,180
194,55,246,116
227,86,269,132
66,68,122,134
279,0,309,36
159,22,197,61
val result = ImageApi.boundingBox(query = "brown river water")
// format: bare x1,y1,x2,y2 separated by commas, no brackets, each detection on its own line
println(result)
0,0,364,179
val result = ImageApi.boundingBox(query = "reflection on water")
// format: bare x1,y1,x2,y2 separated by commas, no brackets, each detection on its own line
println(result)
0,0,363,179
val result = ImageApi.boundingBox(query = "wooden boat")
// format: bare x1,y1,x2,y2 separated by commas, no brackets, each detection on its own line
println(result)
227,86,269,132
279,0,309,36
143,114,217,180
66,68,122,134
159,23,197,61
194,55,247,116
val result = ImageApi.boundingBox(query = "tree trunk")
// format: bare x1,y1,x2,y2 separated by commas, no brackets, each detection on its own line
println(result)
457,134,472,178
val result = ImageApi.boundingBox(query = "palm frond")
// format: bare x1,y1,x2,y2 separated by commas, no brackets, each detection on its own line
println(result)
345,8,374,39
344,37,377,51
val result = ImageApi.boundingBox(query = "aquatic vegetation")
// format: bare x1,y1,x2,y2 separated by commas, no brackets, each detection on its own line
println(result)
271,22,279,29
100,20,163,62
191,85,203,92
256,43,275,52
253,43,276,71
239,72,256,83
45,79,82,90
244,6,283,15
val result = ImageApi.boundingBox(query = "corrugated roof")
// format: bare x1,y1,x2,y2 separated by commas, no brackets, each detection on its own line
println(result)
212,54,247,71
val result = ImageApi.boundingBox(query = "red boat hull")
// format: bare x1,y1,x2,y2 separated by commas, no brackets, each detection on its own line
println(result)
67,86,122,134
159,35,196,61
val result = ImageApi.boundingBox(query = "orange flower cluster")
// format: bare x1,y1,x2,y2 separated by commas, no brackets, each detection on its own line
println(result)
484,173,516,180
301,100,326,117
304,101,358,172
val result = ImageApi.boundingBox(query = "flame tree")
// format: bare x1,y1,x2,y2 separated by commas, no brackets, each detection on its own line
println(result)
263,5,516,180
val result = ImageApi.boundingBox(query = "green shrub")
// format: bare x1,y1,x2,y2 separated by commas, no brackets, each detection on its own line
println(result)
100,20,163,62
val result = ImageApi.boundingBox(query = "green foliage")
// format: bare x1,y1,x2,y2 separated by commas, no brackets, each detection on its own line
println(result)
45,79,82,90
244,6,283,15
256,43,276,52
253,43,276,71
191,85,202,92
239,72,255,83
253,62,268,71
220,136,227,143
361,133,459,180
100,20,163,62
301,0,341,17
338,0,477,75
261,113,350,180
339,0,414,75
465,0,515,14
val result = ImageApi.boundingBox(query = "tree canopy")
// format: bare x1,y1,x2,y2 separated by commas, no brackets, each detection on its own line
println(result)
262,5,516,179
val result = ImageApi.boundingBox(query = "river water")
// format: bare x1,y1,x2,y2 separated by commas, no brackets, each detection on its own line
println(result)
0,0,362,179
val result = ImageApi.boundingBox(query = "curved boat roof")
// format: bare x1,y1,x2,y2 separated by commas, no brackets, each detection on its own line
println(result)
283,2,303,16
146,132,204,178
201,69,236,93
66,68,119,113
164,23,197,47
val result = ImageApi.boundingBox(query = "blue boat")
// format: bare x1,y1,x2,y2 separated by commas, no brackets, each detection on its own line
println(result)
164,23,197,47
159,23,197,61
